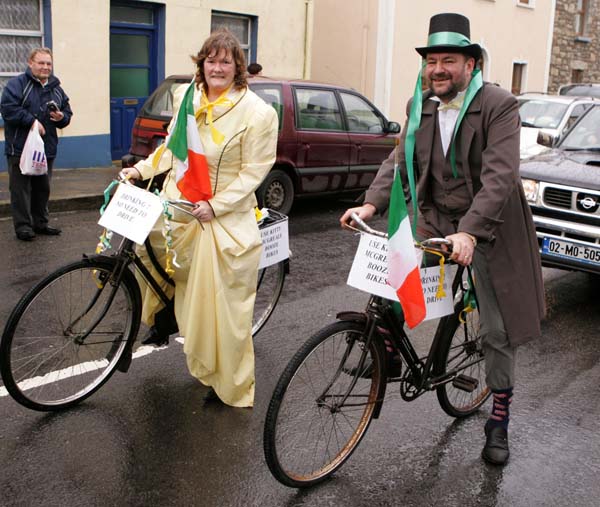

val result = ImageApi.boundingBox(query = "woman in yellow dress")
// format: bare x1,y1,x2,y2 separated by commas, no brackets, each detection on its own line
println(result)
121,29,278,407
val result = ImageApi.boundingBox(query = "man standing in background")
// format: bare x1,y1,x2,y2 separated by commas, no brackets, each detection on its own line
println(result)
1,47,73,241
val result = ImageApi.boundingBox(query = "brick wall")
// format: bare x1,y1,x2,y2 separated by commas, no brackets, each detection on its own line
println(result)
549,0,600,92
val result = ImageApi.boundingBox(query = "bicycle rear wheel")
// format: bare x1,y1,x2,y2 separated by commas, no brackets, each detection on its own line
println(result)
0,258,141,411
434,301,490,417
252,260,286,336
263,320,385,488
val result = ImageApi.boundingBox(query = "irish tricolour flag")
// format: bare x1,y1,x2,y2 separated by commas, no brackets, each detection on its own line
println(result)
387,167,426,329
158,81,212,202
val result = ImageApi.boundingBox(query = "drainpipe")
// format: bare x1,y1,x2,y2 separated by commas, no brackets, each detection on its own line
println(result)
303,0,314,79
373,0,395,117
544,0,557,92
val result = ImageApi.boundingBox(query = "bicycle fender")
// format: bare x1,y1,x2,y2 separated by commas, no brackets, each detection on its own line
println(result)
336,311,367,324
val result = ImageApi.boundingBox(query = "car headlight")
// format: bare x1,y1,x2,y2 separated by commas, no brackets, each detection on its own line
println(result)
521,178,539,204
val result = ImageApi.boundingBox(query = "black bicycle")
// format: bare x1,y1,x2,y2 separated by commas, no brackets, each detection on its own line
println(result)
0,179,288,412
263,215,489,488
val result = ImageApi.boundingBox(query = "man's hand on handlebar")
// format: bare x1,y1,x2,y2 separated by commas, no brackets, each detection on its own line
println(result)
340,203,377,230
445,231,476,267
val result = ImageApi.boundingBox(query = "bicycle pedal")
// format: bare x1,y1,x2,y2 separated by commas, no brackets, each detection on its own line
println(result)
452,374,479,392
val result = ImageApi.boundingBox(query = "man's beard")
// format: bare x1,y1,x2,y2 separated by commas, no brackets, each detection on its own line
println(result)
429,73,468,101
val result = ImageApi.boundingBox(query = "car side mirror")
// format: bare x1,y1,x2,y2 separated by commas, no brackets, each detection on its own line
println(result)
537,131,557,148
385,121,401,134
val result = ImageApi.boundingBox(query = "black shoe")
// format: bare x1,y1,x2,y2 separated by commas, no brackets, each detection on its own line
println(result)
203,387,221,403
16,230,35,241
33,226,61,235
482,423,510,465
141,327,169,346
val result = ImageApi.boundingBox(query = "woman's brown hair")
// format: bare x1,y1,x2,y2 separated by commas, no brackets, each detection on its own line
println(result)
191,29,248,90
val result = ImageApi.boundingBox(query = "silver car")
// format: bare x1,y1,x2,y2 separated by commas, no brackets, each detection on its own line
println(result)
517,93,598,159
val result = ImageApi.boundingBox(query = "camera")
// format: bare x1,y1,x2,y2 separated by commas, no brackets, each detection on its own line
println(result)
47,100,59,113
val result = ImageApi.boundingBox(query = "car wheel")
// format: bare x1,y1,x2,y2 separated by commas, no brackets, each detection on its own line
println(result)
257,169,294,215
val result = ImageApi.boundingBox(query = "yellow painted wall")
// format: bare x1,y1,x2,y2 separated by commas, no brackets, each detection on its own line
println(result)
161,0,310,78
312,0,554,124
1,0,310,144
52,0,110,137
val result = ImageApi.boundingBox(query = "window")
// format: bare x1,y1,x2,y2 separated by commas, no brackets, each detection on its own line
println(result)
516,0,534,6
211,12,254,64
340,92,383,133
571,69,584,84
0,0,43,96
511,63,526,95
295,88,343,131
251,84,283,130
565,103,590,130
575,0,590,36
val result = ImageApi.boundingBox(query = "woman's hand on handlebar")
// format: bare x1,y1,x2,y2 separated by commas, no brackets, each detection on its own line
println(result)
119,167,141,181
191,201,215,222
340,203,377,230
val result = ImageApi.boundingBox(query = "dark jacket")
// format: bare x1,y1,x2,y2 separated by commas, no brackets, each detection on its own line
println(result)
1,68,73,158
365,83,545,347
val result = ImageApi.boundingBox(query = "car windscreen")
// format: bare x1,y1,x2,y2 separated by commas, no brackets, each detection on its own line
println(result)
560,106,600,150
141,79,188,118
559,85,600,99
518,99,568,129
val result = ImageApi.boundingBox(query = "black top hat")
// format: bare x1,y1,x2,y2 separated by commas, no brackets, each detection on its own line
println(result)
415,13,481,60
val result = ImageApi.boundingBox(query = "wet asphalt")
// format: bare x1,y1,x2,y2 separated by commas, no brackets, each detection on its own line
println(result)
0,198,599,507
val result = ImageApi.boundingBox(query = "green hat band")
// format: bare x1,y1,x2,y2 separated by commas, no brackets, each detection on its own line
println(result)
427,31,472,48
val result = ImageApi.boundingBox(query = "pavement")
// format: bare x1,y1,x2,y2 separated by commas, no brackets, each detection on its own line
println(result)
0,165,120,219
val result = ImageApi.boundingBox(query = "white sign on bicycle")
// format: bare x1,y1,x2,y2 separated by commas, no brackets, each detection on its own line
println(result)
259,217,289,269
347,232,455,323
98,183,164,245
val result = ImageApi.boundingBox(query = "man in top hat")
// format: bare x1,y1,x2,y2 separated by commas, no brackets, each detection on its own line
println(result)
341,13,544,466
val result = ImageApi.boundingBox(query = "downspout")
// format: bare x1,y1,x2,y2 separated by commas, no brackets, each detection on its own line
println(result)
303,0,314,79
373,0,395,116
544,0,557,92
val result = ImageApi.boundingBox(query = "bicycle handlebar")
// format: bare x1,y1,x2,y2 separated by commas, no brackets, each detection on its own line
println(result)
116,173,202,223
349,212,453,256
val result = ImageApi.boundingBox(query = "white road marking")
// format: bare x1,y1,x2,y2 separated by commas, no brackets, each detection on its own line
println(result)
0,339,183,398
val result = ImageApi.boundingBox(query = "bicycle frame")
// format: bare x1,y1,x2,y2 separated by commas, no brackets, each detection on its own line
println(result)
336,262,482,415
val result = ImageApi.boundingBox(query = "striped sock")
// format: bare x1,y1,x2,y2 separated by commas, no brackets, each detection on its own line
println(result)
486,387,513,431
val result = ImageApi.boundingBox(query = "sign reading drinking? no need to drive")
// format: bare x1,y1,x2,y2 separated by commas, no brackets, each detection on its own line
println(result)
98,183,164,245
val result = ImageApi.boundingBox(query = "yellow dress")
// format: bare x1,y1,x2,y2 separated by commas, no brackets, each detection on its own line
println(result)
134,84,278,407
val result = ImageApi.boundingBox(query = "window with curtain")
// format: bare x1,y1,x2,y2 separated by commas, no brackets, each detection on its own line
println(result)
211,12,253,64
0,0,43,97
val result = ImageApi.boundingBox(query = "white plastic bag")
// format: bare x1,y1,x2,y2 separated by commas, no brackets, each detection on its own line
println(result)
19,120,48,176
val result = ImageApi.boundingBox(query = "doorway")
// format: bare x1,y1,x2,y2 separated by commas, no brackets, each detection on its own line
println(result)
109,2,161,160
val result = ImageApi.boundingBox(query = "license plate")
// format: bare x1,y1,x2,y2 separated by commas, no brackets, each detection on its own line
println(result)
542,237,600,265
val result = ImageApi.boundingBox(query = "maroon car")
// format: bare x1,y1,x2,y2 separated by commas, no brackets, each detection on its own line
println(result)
122,75,400,214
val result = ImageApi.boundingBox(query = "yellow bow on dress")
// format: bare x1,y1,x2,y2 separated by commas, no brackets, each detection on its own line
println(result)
197,86,234,145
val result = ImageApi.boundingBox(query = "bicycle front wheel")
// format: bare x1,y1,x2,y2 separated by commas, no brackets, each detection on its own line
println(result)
435,301,490,417
252,260,286,337
263,320,385,488
0,258,141,411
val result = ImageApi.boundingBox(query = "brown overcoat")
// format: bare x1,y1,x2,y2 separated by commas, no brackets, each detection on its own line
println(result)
365,83,545,346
